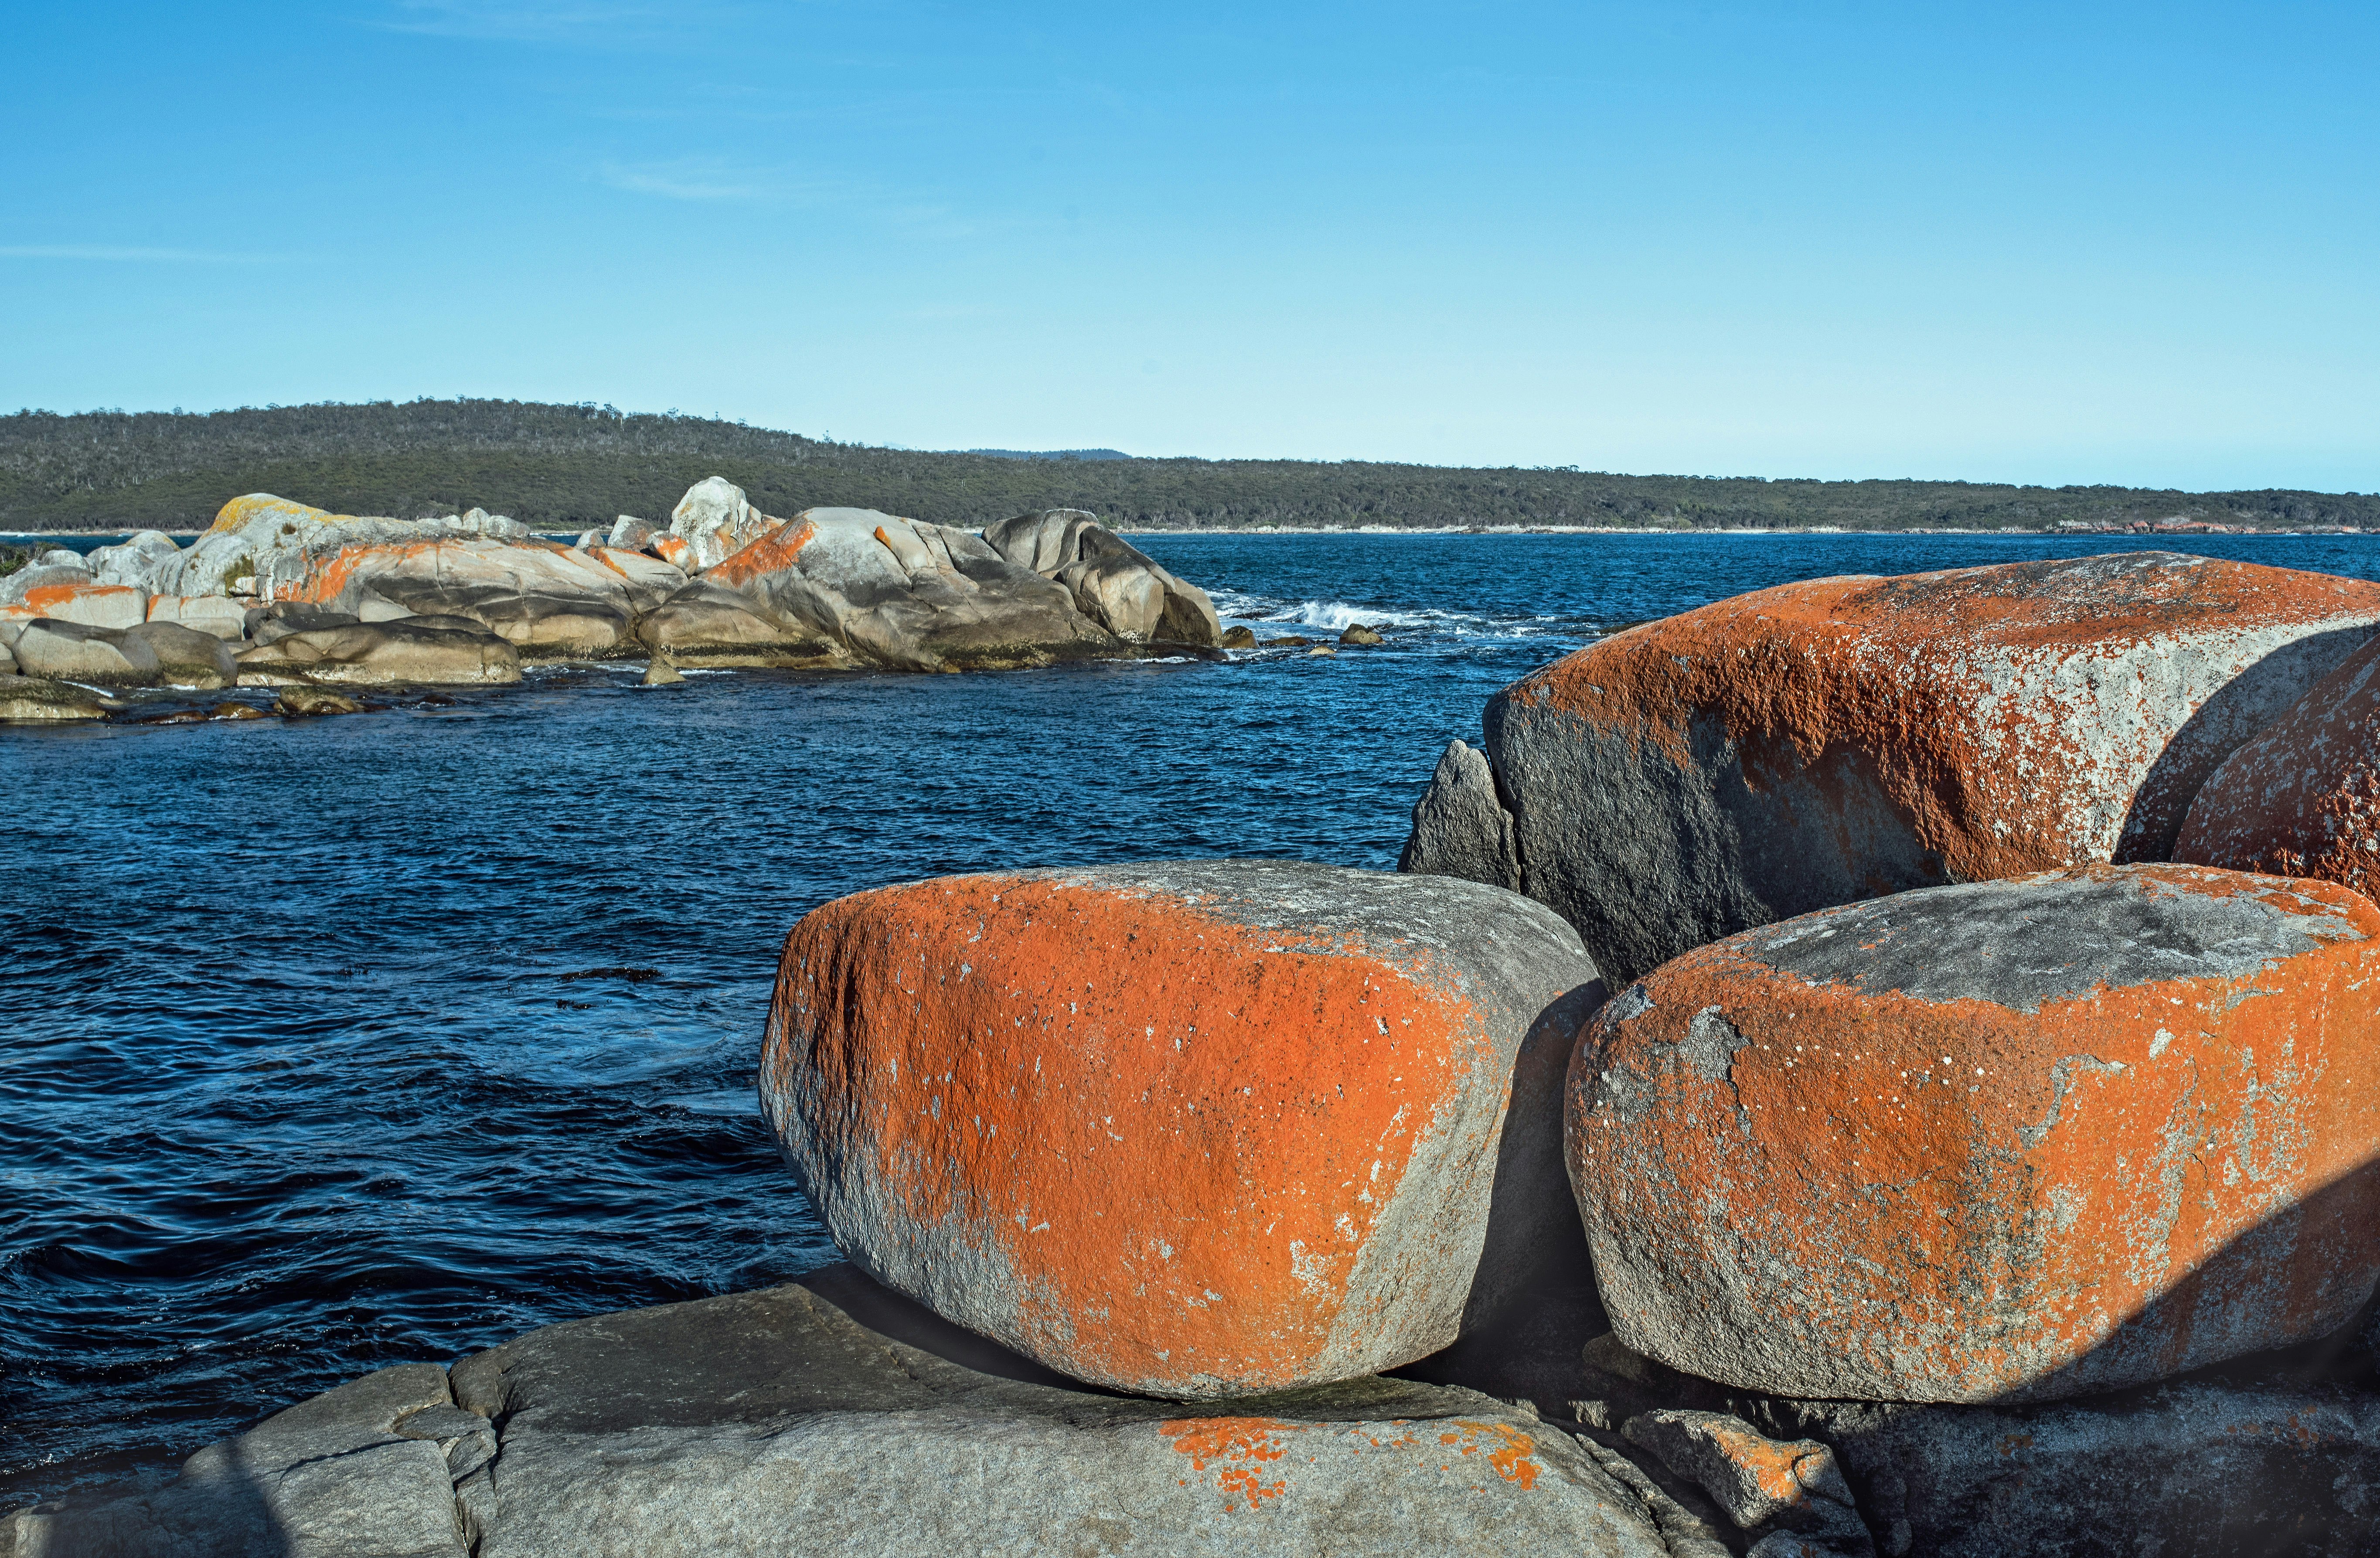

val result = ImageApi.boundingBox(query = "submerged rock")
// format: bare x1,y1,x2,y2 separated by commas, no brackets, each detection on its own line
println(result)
276,686,366,716
1453,552,2380,985
763,860,1603,1397
1567,863,2380,1404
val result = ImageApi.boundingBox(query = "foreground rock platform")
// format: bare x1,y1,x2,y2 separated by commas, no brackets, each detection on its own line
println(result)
763,860,1604,1398
1568,862,2380,1404
1412,551,2380,985
7,1267,1673,1558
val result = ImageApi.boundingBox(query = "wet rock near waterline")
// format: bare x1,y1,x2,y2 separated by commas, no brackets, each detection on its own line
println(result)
763,860,1604,1398
1341,623,1386,645
236,621,523,688
1567,862,2380,1405
1221,624,1257,648
0,675,120,723
1457,551,2380,986
2176,631,2380,903
984,508,1223,646
1400,738,1521,890
276,686,366,716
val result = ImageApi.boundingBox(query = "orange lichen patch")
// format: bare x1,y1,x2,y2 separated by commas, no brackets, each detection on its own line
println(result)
21,583,140,616
1439,1422,1542,1489
1696,1418,1810,1507
652,535,693,569
1508,556,2380,880
767,873,1491,1392
2178,637,2380,904
207,493,344,534
1164,1418,1293,1510
706,518,818,589
1568,863,2380,1401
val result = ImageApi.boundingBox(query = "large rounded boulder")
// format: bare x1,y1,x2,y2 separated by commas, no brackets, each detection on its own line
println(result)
234,620,522,686
1566,863,2380,1403
1423,552,2380,985
762,860,1603,1398
2175,634,2380,901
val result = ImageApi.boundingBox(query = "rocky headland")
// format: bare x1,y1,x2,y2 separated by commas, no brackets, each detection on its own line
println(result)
15,549,2380,1557
0,478,1238,723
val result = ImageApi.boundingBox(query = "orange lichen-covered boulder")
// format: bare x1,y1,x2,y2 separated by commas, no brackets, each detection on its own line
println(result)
1439,552,2380,985
1566,863,2380,1403
762,860,1604,1398
2175,634,2380,902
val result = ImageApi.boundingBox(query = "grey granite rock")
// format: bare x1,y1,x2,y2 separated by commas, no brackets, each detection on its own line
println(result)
1399,738,1521,890
450,1265,1670,1558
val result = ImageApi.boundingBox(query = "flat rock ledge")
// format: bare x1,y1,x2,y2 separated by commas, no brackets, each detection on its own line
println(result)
5,1265,1672,1558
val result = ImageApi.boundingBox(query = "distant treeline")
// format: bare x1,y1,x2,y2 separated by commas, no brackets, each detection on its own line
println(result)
4,399,2374,534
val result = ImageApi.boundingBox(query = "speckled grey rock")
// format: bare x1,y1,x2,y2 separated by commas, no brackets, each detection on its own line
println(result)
1399,739,1521,890
449,1265,1669,1558
6,1365,464,1558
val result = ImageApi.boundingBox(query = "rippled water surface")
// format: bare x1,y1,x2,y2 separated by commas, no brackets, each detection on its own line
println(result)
9,530,2380,1498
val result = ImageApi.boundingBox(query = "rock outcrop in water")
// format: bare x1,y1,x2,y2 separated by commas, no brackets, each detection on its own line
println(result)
23,548,2380,1558
0,478,1226,716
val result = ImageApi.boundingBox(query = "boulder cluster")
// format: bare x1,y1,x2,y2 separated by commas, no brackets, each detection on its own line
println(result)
19,550,2380,1558
0,480,1225,721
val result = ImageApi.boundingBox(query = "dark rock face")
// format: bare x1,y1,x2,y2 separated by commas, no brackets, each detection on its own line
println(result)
1756,1378,2380,1558
1399,739,1521,890
1435,553,2380,986
2176,632,2380,902
1568,863,2380,1405
0,674,119,721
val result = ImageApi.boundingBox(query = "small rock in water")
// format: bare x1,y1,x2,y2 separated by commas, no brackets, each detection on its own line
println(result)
1307,645,1335,655
276,687,365,716
1340,623,1385,645
1220,625,1256,648
210,702,269,720
1269,634,1311,647
640,656,685,686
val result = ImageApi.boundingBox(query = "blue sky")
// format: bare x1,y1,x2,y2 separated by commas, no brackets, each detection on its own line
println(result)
4,1,2374,488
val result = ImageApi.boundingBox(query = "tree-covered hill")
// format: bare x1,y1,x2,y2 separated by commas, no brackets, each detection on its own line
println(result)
3,399,2373,534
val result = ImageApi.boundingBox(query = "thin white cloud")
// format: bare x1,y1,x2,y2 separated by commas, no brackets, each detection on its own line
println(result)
598,160,775,201
0,245,281,263
375,0,727,45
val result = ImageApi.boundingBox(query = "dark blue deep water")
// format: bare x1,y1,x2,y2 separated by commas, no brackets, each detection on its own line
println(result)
10,529,2380,1500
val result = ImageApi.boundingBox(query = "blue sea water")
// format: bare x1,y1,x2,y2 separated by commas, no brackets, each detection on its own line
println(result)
7,529,2380,1500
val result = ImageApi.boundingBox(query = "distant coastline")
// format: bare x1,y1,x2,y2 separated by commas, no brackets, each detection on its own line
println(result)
7,399,2373,537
